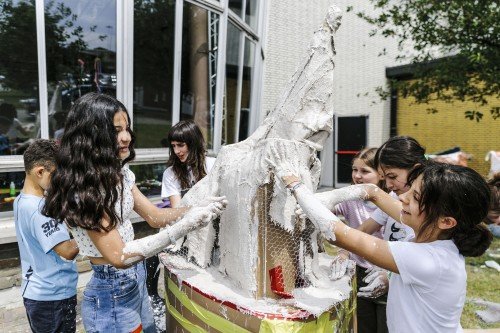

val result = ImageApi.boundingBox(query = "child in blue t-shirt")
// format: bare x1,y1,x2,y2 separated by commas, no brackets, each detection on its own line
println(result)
14,139,79,333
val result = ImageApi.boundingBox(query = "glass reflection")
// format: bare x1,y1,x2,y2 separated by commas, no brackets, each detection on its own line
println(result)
180,3,219,148
239,38,255,141
0,171,24,212
44,0,117,141
129,163,165,197
0,0,40,155
222,23,241,144
245,0,259,30
228,0,243,18
133,0,175,149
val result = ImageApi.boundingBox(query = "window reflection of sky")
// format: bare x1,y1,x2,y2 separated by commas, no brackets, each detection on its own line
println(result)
45,0,116,52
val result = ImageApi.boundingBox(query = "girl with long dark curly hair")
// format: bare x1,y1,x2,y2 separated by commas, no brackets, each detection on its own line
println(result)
43,93,226,333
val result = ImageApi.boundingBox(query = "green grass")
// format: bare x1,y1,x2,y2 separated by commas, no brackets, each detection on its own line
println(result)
461,237,500,329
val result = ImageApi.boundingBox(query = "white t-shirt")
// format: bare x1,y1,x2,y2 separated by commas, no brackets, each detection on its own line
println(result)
387,239,465,333
371,191,415,241
161,157,216,199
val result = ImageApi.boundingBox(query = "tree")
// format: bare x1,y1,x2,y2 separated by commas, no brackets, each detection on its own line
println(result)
352,0,500,120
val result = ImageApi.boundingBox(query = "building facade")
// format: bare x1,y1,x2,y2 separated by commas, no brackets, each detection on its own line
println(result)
0,0,400,247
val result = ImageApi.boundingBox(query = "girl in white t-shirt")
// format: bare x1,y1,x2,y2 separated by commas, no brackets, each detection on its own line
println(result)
161,120,216,205
273,157,492,333
146,120,216,318
327,137,426,318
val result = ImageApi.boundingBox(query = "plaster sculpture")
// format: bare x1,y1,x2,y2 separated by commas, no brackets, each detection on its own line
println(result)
162,5,352,316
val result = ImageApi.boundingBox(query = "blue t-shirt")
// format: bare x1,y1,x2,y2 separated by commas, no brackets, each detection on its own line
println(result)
14,193,78,301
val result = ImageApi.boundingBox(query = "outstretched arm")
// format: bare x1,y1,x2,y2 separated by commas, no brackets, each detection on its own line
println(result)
290,179,399,273
265,146,399,273
315,185,403,222
132,184,189,228
88,198,227,268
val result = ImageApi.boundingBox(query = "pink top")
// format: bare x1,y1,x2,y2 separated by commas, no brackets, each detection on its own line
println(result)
334,200,383,268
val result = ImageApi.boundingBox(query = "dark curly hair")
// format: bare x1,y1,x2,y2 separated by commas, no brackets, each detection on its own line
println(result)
23,139,58,172
407,162,492,257
166,120,207,190
43,93,136,232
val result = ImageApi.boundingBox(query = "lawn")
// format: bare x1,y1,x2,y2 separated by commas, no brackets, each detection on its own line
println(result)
461,236,500,329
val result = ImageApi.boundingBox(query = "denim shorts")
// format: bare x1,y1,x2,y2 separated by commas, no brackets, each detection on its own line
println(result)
23,295,77,333
82,261,157,333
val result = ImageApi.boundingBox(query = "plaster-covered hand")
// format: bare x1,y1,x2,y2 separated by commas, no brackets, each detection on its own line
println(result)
170,199,227,240
266,152,339,241
196,196,227,208
315,185,374,211
122,198,227,263
357,266,389,298
329,250,355,280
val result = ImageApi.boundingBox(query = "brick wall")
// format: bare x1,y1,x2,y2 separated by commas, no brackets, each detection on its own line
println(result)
397,90,499,176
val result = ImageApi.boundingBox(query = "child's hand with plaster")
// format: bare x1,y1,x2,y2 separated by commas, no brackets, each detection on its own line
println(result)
122,197,227,265
358,266,389,298
266,145,338,241
267,150,400,275
329,249,355,280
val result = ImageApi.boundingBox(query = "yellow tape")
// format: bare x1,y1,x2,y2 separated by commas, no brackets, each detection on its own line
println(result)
259,311,334,333
167,278,252,333
165,294,207,333
166,276,357,333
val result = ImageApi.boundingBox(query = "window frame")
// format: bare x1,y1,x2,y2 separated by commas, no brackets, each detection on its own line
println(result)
0,0,266,189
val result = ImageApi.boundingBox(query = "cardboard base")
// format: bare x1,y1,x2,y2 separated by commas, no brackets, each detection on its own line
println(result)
164,269,356,333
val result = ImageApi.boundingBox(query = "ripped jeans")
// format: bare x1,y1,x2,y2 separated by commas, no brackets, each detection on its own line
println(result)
82,261,156,333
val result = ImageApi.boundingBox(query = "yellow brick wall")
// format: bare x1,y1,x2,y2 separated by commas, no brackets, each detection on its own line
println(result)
396,93,499,177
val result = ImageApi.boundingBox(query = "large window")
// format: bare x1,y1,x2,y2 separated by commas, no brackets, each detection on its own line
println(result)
0,0,40,156
239,38,255,141
179,2,219,149
133,0,175,149
45,0,117,141
0,0,263,211
223,23,241,144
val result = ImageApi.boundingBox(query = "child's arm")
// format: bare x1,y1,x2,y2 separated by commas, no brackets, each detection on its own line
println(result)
132,184,190,228
358,218,383,234
88,199,226,268
291,180,399,273
53,239,79,261
317,186,403,223
168,194,182,208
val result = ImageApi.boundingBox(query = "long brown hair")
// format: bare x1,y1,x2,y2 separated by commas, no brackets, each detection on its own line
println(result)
166,120,207,189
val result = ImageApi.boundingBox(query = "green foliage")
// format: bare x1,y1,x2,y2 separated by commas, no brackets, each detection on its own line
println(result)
356,0,500,120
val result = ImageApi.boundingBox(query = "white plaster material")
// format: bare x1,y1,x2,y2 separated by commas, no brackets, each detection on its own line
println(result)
123,199,226,263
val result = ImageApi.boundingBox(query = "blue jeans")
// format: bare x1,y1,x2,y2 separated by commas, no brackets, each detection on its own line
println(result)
23,295,77,333
82,261,156,333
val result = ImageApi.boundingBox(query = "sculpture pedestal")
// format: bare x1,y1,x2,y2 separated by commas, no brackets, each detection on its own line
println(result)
163,268,356,332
